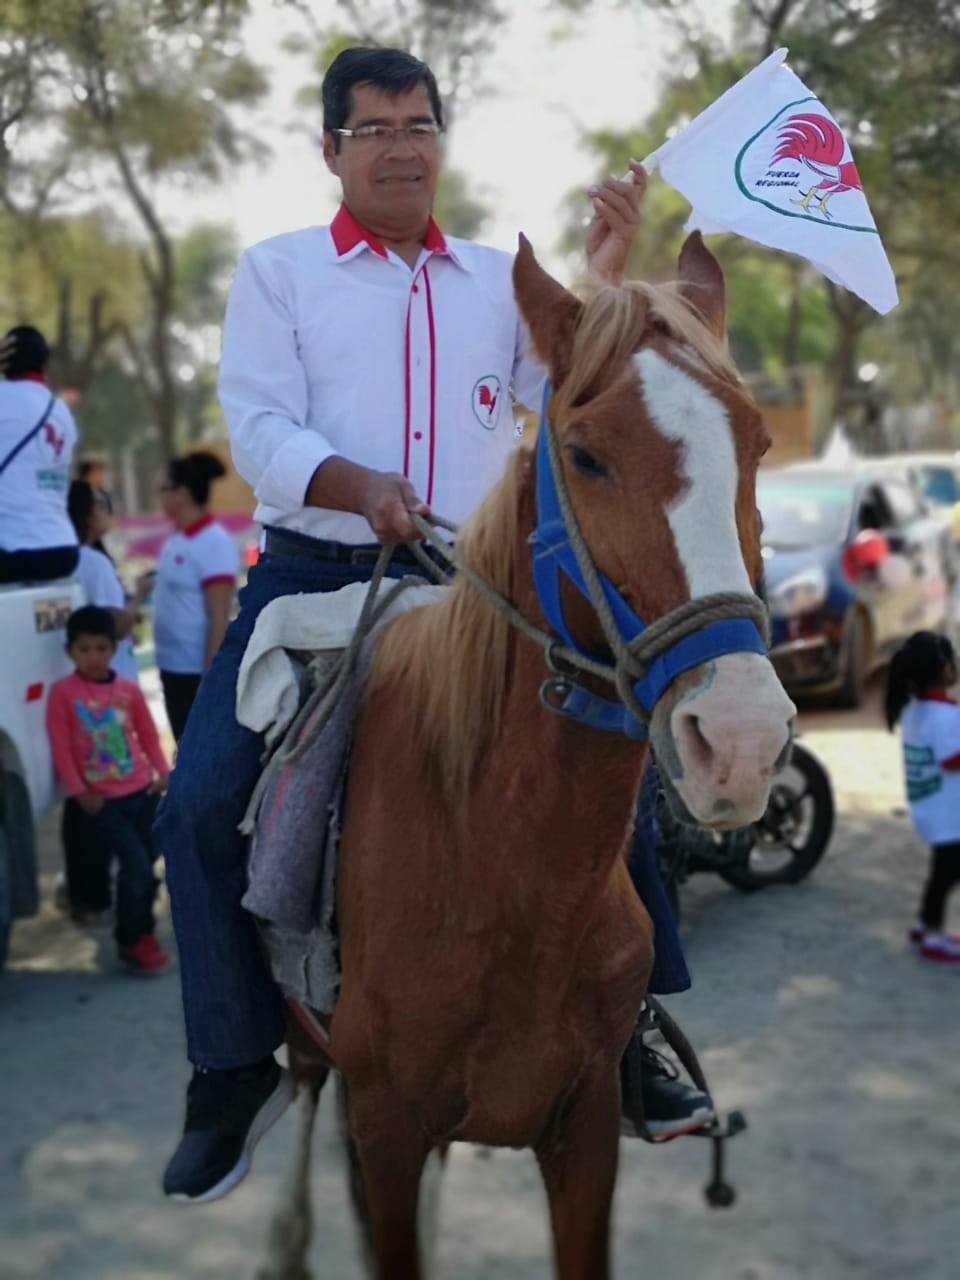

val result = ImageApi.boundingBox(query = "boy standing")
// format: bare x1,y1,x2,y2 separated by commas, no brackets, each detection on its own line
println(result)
46,605,172,974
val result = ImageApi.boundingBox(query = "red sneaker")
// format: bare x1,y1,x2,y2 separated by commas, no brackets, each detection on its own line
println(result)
120,934,171,975
918,935,960,965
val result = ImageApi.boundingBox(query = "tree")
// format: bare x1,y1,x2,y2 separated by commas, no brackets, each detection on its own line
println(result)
0,206,145,393
0,0,268,457
285,0,504,122
563,0,960,442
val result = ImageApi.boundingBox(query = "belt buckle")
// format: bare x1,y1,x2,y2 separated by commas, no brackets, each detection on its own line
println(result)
348,546,381,565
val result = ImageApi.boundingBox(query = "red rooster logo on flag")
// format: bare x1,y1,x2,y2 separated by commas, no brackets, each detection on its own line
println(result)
772,113,863,220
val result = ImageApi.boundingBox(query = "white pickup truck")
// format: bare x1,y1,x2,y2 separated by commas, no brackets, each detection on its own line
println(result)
0,575,84,967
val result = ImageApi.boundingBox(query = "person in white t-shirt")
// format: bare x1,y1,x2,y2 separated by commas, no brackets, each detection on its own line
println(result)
886,629,960,965
0,325,79,583
68,480,147,683
151,451,238,741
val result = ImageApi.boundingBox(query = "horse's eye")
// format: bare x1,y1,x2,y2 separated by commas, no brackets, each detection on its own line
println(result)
567,445,607,478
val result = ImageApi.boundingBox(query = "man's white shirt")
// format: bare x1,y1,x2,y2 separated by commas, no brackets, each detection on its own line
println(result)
0,380,78,552
218,205,547,546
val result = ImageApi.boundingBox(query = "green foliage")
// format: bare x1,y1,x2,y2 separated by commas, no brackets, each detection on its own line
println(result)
0,0,268,460
562,0,960,432
432,169,488,240
73,359,152,453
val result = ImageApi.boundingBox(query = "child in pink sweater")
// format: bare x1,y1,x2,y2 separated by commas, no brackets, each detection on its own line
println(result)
46,605,171,974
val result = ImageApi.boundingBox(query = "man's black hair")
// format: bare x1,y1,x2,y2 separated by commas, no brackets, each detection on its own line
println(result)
67,604,116,646
322,46,443,150
4,325,50,376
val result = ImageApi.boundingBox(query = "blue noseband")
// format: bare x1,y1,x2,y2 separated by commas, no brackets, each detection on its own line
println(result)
527,383,768,738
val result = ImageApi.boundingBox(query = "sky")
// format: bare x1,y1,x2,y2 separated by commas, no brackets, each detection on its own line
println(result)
163,0,734,276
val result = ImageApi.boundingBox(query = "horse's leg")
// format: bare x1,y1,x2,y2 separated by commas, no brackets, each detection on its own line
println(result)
535,1074,621,1280
256,1059,329,1280
346,1090,431,1280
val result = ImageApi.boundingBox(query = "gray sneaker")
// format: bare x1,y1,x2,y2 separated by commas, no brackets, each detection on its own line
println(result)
620,1028,714,1141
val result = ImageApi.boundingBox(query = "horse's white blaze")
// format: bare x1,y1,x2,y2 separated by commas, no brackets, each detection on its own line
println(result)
634,349,751,598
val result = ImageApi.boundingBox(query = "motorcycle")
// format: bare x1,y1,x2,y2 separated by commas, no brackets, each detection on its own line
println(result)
652,740,835,917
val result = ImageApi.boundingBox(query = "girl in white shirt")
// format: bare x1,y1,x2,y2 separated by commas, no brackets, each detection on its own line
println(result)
68,480,148,683
152,451,238,741
886,630,960,965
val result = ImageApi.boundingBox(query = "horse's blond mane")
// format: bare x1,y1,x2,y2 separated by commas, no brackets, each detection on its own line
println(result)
364,447,527,815
364,276,742,821
555,277,742,417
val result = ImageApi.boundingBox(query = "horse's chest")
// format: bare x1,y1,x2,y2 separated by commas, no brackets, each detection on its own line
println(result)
408,918,650,1145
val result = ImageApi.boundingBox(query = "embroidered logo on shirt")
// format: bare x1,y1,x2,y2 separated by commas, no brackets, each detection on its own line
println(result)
472,375,502,430
42,422,67,456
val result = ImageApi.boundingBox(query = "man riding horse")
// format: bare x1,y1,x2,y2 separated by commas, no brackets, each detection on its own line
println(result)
158,45,715,1205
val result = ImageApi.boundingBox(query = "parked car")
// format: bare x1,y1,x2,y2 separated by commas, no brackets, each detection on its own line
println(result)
866,451,960,581
758,463,950,707
0,575,85,968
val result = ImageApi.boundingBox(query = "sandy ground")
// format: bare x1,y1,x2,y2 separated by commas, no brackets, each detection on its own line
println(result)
2,673,959,1280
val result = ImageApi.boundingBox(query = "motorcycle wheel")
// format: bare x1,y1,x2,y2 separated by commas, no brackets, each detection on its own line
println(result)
717,742,834,893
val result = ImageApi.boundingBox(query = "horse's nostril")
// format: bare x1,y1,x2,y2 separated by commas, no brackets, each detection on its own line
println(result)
677,712,714,775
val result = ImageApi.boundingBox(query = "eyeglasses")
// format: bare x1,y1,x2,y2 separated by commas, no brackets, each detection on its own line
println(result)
333,123,443,148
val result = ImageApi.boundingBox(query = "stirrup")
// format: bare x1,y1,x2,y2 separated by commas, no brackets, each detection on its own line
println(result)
638,996,747,1209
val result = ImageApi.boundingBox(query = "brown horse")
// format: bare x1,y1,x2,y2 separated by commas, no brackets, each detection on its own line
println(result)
260,232,795,1280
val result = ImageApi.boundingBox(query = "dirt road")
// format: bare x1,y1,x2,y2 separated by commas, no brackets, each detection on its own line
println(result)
2,677,958,1280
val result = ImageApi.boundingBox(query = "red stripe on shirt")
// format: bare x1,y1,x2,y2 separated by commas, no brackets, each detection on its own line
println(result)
403,291,413,477
423,264,437,506
200,574,236,588
183,513,214,538
918,689,957,704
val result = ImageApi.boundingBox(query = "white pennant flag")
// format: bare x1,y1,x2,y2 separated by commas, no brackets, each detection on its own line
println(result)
645,48,898,315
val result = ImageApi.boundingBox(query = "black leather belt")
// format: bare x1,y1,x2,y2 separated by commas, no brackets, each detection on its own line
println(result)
263,526,446,568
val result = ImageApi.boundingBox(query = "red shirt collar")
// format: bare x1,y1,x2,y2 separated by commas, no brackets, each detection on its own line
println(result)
917,689,956,704
182,513,214,538
6,372,47,384
330,202,449,261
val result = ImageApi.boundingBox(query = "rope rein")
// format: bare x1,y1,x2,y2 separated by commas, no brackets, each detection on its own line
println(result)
240,414,769,832
537,406,769,728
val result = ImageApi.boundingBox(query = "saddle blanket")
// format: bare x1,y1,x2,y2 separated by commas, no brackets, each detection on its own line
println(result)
238,577,444,1012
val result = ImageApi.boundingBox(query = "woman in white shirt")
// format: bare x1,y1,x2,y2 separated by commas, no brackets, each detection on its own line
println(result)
152,451,238,741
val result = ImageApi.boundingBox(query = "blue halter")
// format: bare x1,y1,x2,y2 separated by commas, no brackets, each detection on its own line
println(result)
527,383,768,738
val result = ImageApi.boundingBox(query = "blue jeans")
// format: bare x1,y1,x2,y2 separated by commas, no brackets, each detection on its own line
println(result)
156,551,690,1069
89,788,160,948
630,763,692,995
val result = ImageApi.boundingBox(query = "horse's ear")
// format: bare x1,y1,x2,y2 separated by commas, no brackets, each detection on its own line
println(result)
513,234,582,385
677,231,726,339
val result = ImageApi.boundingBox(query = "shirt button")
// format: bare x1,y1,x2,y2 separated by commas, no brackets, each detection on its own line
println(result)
412,284,419,293
414,431,423,441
